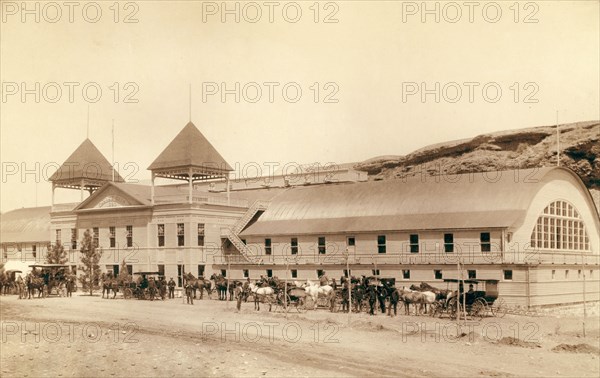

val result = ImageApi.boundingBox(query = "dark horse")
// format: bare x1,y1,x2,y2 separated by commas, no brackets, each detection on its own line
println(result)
102,273,118,299
210,274,235,301
26,274,45,299
183,273,213,299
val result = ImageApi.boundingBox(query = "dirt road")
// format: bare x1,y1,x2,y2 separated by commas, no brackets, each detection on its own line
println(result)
1,294,599,377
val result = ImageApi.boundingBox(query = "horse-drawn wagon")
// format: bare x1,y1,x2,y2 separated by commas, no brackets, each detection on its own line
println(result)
28,264,73,297
275,285,307,313
131,272,165,300
432,279,507,319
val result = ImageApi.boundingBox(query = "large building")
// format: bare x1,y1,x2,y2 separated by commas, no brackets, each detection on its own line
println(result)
2,121,599,307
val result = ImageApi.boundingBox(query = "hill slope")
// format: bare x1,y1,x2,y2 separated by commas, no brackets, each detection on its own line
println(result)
355,120,600,210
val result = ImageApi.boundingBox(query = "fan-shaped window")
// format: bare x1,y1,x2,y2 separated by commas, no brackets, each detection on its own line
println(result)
530,201,590,251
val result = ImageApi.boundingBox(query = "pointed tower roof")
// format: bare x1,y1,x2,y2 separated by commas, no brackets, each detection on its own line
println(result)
148,122,233,173
49,139,124,184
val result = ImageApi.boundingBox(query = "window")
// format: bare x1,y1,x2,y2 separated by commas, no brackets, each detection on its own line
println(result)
126,225,133,247
503,270,513,280
318,237,326,254
291,238,298,254
347,237,355,246
197,223,205,246
565,270,569,279
372,269,380,276
377,235,386,254
444,233,454,253
126,265,132,275
468,270,476,279
402,270,410,279
198,265,205,277
93,227,99,248
266,269,273,278
590,270,593,278
158,264,164,277
71,228,78,250
157,224,165,247
177,264,184,287
480,232,491,252
434,270,442,280
291,269,297,278
221,269,227,277
177,223,184,247
317,269,324,278
109,227,116,248
578,270,581,279
55,229,61,245
551,270,556,280
32,244,37,259
265,239,272,255
343,269,351,278
530,200,590,250
243,269,249,278
410,234,419,253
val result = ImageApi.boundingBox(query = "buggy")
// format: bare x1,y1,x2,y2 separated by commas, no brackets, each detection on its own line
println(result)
432,279,507,319
28,264,72,297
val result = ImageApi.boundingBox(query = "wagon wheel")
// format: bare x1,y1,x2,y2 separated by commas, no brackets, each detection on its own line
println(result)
492,298,507,318
471,298,488,320
123,288,133,299
447,297,458,319
276,292,290,311
296,297,307,313
304,296,315,310
429,301,442,317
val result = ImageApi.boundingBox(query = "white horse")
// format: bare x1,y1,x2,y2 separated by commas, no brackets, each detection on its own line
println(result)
248,283,275,311
304,280,334,309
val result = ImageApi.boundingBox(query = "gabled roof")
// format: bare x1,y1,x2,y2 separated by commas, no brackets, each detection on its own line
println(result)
240,167,597,236
148,122,233,172
49,139,124,183
0,206,51,243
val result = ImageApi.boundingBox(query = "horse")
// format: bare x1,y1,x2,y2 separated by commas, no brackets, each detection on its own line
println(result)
196,278,213,299
147,278,157,301
26,274,45,299
398,287,436,315
101,274,118,299
304,280,334,309
210,274,234,301
16,276,26,299
248,282,275,311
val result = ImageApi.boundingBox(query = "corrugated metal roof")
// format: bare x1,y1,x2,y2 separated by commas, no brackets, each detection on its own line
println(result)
240,167,580,236
1,206,51,243
148,122,233,172
49,139,124,182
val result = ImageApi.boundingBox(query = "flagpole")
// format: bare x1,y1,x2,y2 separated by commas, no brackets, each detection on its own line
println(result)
112,120,115,182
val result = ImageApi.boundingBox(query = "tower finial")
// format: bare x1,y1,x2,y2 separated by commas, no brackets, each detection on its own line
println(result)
189,83,192,122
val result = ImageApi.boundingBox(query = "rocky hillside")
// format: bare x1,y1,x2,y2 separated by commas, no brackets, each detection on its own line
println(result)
355,120,600,210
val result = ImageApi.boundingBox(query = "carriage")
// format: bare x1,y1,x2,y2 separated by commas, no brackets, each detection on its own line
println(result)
28,264,73,297
275,285,308,313
131,272,165,300
432,279,507,319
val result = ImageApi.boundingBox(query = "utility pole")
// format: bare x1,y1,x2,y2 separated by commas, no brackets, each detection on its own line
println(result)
346,248,351,324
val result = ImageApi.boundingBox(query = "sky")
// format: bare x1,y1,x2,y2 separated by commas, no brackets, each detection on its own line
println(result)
1,0,599,212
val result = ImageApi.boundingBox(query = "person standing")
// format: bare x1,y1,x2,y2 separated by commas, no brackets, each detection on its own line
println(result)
185,283,194,305
168,277,176,299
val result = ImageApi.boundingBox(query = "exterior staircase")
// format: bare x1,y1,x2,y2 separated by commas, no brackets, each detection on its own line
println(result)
225,200,270,264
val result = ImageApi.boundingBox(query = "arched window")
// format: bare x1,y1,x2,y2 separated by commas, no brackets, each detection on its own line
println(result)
530,200,590,251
